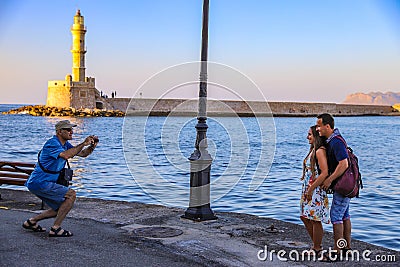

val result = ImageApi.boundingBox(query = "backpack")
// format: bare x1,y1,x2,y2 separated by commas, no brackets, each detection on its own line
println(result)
333,136,363,198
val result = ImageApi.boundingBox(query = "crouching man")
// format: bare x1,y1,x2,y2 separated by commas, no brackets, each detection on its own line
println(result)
23,120,98,237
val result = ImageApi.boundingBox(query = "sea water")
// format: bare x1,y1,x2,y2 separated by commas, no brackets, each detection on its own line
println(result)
0,104,399,251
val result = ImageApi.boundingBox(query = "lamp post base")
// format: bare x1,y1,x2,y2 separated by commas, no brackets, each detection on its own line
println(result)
182,158,217,221
182,204,217,221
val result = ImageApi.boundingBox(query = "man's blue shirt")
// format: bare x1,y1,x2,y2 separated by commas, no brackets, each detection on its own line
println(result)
326,129,348,175
26,136,73,189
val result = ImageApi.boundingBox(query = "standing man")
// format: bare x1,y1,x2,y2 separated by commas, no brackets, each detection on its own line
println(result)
23,120,98,237
316,113,351,259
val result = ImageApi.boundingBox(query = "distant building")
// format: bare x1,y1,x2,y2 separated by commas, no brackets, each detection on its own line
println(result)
47,10,103,109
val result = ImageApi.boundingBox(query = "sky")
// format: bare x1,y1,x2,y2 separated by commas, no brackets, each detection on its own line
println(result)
0,0,400,104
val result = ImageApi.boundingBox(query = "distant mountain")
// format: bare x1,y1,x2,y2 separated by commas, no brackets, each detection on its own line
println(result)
343,92,400,106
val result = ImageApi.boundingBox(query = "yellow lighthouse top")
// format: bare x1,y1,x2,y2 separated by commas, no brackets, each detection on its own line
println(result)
73,9,84,26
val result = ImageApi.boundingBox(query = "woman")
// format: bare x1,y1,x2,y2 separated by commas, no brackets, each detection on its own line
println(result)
300,125,330,254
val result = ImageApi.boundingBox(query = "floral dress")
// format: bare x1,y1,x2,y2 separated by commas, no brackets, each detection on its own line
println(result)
300,154,330,224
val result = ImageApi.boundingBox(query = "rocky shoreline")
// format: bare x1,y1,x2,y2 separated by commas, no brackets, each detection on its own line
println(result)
2,105,125,117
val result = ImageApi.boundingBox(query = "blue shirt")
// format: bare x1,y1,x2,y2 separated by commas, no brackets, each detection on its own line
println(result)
326,129,348,175
26,136,73,190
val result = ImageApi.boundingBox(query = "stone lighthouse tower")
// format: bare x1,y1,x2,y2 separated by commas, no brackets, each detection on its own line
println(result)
71,9,86,82
47,10,100,109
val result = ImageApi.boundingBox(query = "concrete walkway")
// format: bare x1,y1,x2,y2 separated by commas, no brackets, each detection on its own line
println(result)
1,209,203,267
1,189,398,266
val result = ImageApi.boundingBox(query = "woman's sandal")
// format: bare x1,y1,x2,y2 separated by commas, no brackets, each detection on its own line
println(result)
307,248,323,260
49,227,73,237
22,219,46,232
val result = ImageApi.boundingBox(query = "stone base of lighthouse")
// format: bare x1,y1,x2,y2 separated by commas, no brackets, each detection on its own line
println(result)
47,74,103,109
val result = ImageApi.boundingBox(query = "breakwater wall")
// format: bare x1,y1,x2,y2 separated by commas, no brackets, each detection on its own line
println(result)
105,98,398,117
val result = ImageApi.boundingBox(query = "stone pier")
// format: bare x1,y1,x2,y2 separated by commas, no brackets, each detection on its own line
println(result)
105,98,398,117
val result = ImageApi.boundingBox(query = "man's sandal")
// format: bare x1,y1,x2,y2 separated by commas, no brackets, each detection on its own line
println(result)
320,251,340,262
22,219,46,232
342,248,353,255
49,227,73,237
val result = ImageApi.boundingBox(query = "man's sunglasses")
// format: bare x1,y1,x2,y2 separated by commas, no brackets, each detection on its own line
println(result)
62,128,73,132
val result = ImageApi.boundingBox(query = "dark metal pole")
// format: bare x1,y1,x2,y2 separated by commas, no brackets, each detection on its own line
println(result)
182,0,217,221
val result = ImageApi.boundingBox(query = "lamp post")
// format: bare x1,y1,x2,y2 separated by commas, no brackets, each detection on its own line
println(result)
182,0,217,221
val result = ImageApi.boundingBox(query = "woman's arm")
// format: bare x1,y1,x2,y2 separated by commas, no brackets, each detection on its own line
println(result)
305,148,329,201
321,159,348,190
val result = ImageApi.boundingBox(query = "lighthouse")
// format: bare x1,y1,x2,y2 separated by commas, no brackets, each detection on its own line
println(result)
47,10,100,109
71,10,87,82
